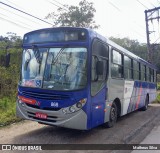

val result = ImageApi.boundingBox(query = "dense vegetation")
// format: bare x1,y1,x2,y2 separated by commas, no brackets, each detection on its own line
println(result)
0,33,22,126
109,37,148,60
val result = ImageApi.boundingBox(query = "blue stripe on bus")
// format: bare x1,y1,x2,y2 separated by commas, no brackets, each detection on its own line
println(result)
18,86,88,109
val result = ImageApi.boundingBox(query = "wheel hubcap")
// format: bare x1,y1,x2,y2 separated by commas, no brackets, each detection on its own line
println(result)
111,107,116,121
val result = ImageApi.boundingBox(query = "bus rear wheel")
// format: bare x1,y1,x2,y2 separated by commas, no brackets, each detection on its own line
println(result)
141,95,149,111
105,102,118,128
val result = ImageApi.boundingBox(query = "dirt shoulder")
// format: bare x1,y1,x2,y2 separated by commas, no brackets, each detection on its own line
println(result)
0,120,46,144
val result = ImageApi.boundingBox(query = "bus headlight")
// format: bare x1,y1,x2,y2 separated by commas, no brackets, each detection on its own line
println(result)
62,98,87,114
76,102,82,108
69,106,76,113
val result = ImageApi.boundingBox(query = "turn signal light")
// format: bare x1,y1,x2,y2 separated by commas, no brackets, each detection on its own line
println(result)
18,96,36,105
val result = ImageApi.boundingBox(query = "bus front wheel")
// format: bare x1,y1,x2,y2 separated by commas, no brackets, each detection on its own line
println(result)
105,102,118,128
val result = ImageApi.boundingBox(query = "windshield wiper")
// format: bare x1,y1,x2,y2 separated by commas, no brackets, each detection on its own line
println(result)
24,49,31,71
32,45,43,74
32,45,41,63
52,45,69,64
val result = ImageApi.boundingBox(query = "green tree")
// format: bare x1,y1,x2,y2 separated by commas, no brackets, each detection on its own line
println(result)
45,0,99,29
109,37,148,61
6,32,22,48
152,45,160,69
0,33,22,52
0,33,22,97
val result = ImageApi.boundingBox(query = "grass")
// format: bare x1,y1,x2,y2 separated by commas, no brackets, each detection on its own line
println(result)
152,91,160,104
0,96,22,127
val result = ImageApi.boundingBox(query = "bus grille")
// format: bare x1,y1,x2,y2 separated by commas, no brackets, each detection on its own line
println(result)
26,103,61,111
21,91,70,100
27,111,57,123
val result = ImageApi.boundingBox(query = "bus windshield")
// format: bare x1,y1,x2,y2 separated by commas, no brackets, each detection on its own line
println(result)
21,47,87,90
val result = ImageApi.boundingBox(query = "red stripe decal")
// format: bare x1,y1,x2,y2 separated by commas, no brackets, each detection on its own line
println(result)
135,85,142,109
18,96,36,105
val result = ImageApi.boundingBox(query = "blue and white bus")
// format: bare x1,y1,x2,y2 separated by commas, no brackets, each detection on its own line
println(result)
16,27,157,130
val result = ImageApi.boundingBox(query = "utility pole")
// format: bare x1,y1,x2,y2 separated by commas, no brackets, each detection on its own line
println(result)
145,7,160,63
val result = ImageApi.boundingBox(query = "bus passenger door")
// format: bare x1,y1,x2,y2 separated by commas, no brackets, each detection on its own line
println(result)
90,40,109,128
91,84,107,128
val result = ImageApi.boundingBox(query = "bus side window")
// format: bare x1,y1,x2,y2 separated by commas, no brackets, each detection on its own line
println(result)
124,55,132,80
151,69,154,82
154,70,157,83
133,60,140,80
146,67,150,82
141,64,145,81
111,50,123,78
144,65,146,81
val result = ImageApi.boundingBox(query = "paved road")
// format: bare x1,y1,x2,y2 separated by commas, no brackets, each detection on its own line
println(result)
0,104,160,153
131,116,160,153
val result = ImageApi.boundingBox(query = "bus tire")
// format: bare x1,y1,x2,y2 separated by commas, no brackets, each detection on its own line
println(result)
141,95,149,111
105,102,118,128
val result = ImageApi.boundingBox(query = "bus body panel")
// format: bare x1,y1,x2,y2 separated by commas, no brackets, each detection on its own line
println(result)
90,86,106,128
17,27,158,130
107,78,124,116
17,86,89,130
107,78,157,117
123,80,135,115
128,81,156,113
18,86,88,108
16,102,87,130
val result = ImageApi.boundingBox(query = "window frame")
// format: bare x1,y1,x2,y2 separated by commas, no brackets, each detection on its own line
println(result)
111,49,124,78
141,64,146,81
124,55,133,80
133,60,140,80
91,38,109,96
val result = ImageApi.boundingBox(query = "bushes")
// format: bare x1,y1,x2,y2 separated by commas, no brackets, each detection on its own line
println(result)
0,62,22,126
153,90,160,104
0,34,22,126
0,49,22,126
156,93,160,103
0,96,21,127
157,82,160,90
0,50,21,96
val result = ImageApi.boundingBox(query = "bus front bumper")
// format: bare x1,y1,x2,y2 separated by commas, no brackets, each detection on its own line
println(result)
16,100,87,130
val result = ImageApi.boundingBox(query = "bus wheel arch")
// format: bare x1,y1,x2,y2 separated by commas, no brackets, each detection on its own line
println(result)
147,93,149,102
141,94,149,111
114,98,121,117
105,98,121,128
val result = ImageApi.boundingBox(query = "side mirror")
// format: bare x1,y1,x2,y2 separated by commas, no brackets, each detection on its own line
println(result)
96,61,104,75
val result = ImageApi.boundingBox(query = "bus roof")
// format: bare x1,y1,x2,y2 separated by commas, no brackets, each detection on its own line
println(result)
23,27,157,70
87,28,158,70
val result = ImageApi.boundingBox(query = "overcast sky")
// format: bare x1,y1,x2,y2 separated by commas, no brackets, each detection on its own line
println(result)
0,0,160,43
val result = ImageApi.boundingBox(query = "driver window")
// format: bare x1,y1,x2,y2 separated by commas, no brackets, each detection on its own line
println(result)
91,39,109,96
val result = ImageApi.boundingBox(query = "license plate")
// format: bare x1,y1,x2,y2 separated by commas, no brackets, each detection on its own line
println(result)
35,112,47,119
